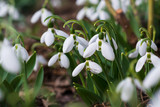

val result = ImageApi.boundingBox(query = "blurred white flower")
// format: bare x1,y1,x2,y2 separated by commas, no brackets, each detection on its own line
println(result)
51,0,62,7
143,66,160,89
129,39,157,58
63,34,88,55
135,52,160,72
41,28,69,46
147,89,160,107
34,55,47,71
31,8,53,26
0,39,21,73
48,52,70,68
76,0,99,6
116,77,134,102
83,35,115,61
0,1,20,20
12,44,29,61
72,60,102,77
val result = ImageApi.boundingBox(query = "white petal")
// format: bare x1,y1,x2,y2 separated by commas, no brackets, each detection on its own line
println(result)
148,90,160,107
97,0,106,11
72,62,85,77
134,79,145,91
76,8,86,20
41,9,53,26
8,6,20,20
89,12,98,21
86,7,95,19
0,2,8,17
31,9,41,23
63,35,74,53
54,29,69,38
121,79,134,102
116,80,125,93
19,46,29,61
37,55,47,65
83,42,97,58
89,0,98,4
128,50,138,58
1,43,20,73
76,36,88,48
111,0,120,10
76,0,86,6
99,10,110,20
139,41,147,56
40,32,47,43
151,53,160,67
135,54,147,72
48,53,58,66
89,61,102,74
44,29,55,46
101,41,115,61
136,40,141,50
88,34,98,45
78,44,85,56
143,67,160,89
60,53,70,68
151,41,158,51
112,38,118,50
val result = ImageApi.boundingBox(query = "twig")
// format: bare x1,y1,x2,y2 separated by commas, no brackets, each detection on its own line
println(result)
148,0,154,36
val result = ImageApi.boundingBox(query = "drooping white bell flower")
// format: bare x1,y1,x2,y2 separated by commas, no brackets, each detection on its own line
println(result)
135,52,160,72
0,1,20,20
63,34,88,55
72,60,102,77
0,39,21,73
41,28,69,46
12,44,29,61
83,38,115,61
134,79,145,91
51,0,62,7
116,77,134,102
143,66,160,89
48,52,70,69
89,34,118,50
31,8,53,26
129,39,157,58
147,89,160,107
34,55,47,71
76,0,86,6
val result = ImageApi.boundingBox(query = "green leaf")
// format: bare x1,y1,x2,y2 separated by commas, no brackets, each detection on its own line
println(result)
0,66,8,84
76,87,103,106
86,72,94,92
34,66,44,97
10,75,22,90
26,51,36,78
92,74,108,94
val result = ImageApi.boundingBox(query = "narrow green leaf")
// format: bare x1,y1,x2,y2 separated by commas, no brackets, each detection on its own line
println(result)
34,66,44,97
10,75,22,90
26,51,36,78
0,66,8,84
86,72,94,92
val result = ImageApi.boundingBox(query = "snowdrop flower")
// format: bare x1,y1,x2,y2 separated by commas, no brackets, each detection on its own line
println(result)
31,8,53,26
135,0,143,6
51,0,62,7
72,60,102,77
76,0,99,6
63,34,88,55
135,52,160,72
83,34,115,61
48,52,70,69
116,77,134,102
12,44,29,61
33,55,47,71
41,28,69,46
0,39,21,73
143,66,160,89
0,1,20,20
129,39,157,58
147,89,160,107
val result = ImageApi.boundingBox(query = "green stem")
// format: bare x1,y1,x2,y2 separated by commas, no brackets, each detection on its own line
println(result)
79,73,85,88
